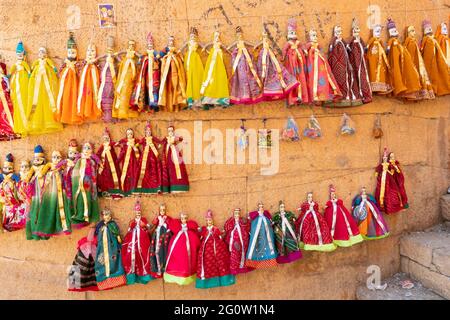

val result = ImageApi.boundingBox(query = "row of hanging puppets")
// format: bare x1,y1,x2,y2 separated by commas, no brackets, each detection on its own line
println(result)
0,17,449,140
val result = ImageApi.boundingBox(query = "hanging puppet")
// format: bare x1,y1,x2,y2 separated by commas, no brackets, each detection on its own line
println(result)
96,127,122,198
352,187,389,240
10,40,31,136
201,30,230,108
0,59,17,140
116,128,140,196
388,151,409,209
27,47,63,134
61,139,79,210
130,32,161,113
347,18,372,104
281,18,309,105
435,22,449,65
16,160,31,228
272,201,302,264
340,113,356,136
296,192,336,252
281,116,300,141
421,20,450,96
94,208,127,290
223,208,253,275
327,25,362,106
164,212,200,285
56,32,83,125
134,121,162,195
149,203,173,278
366,24,392,94
158,35,187,112
182,27,204,109
122,200,153,285
245,202,278,269
303,114,322,139
97,35,118,122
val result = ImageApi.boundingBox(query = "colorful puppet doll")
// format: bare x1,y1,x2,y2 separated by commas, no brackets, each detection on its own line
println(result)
272,201,302,264
134,121,162,195
164,212,200,285
34,151,71,237
122,200,153,285
0,60,17,140
347,19,372,104
149,203,173,278
71,142,100,227
196,210,235,289
56,32,82,125
327,25,362,107
223,208,253,275
305,28,342,104
281,18,309,105
296,192,336,252
97,35,118,122
113,40,140,119
403,26,435,100
116,128,140,196
245,202,278,269
161,125,189,193
388,151,408,209
255,29,299,101
0,154,24,231
366,24,392,94
386,18,422,100
27,47,62,135
421,20,450,96
61,139,79,210
16,160,31,228
94,208,127,290
323,185,363,247
200,30,230,108
77,43,102,121
158,35,187,112
130,32,161,113
228,26,263,104
435,22,449,65
68,227,98,292
96,127,122,198
10,40,31,136
352,187,389,240
182,27,204,109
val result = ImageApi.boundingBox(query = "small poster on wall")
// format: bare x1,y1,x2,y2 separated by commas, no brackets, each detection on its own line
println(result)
98,3,116,28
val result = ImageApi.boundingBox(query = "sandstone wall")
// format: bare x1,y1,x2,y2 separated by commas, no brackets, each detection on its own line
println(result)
0,0,449,299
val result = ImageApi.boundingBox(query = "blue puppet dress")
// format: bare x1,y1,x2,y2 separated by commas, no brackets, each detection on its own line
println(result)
352,191,389,240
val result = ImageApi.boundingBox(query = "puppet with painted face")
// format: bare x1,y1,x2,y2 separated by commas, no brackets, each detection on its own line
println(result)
96,127,122,199
196,210,235,289
327,25,362,106
421,20,450,96
0,57,17,141
134,121,162,195
272,201,302,264
435,22,449,65
295,192,336,252
305,28,342,104
94,208,127,290
122,200,153,285
61,139,80,203
347,18,372,104
16,160,31,218
366,24,392,94
27,46,62,135
403,25,435,100
149,203,173,278
10,40,31,136
71,142,100,228
0,153,24,231
33,150,72,237
115,127,140,196
388,151,408,209
164,212,201,285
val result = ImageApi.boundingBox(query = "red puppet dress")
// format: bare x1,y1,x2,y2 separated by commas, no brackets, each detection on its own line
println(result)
116,133,140,196
161,130,189,193
134,135,162,195
0,63,17,141
96,131,122,199
375,157,405,214
224,216,253,275
389,156,409,209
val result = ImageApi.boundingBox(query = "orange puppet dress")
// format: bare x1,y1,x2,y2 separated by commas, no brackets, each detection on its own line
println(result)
421,34,450,96
435,23,449,67
366,36,392,94
56,59,82,124
77,59,101,121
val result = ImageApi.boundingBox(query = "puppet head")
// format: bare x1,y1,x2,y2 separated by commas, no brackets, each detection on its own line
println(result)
287,18,298,40
67,32,78,60
33,145,45,166
372,24,383,38
38,47,47,59
423,19,433,35
68,139,79,161
205,209,214,227
308,28,318,43
16,40,25,61
352,18,361,37
2,153,14,174
387,18,399,37
333,25,343,39
51,151,62,165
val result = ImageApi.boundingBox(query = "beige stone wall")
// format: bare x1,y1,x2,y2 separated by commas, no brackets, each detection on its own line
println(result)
0,0,449,299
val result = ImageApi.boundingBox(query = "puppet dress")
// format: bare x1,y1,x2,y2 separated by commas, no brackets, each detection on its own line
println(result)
229,44,263,104
296,201,336,252
366,37,392,94
10,60,30,136
201,43,230,107
68,228,99,292
323,199,364,247
134,136,162,195
113,51,139,119
245,210,278,269
16,174,30,230
94,219,127,290
116,138,140,196
390,160,409,209
33,164,72,237
184,43,204,108
352,193,389,240
0,173,25,231
149,214,173,278
122,217,153,285
196,225,235,289
272,211,302,263
98,55,117,122
56,60,82,124
161,136,189,193
224,216,253,275
421,35,450,96
0,64,18,140
163,219,201,285
282,40,310,105
96,142,122,198
77,60,102,121
26,167,50,240
374,162,404,214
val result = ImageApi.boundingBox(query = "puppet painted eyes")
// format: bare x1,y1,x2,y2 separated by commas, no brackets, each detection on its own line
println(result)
38,47,47,58
373,26,382,37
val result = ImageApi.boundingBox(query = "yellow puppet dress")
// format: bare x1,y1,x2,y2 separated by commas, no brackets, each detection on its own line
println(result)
184,40,204,109
10,59,30,136
113,49,139,119
77,59,101,121
27,56,63,135
421,34,450,96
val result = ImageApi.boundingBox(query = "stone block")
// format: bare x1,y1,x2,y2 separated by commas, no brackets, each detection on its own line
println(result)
441,194,450,221
408,260,450,299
